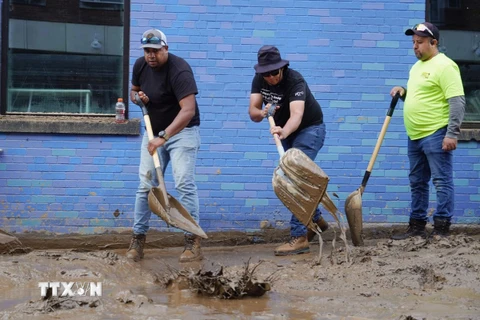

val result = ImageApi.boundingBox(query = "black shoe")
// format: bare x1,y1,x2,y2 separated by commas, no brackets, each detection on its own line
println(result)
430,217,451,238
391,218,427,240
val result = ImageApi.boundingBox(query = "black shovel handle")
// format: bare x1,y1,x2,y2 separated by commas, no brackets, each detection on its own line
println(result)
387,92,400,117
360,93,400,188
134,92,149,116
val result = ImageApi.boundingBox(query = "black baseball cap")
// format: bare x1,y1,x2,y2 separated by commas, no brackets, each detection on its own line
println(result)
405,22,439,40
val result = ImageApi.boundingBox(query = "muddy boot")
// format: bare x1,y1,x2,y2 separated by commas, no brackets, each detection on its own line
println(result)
307,216,329,242
179,235,203,263
274,236,309,256
391,218,427,240
430,217,451,238
126,233,146,262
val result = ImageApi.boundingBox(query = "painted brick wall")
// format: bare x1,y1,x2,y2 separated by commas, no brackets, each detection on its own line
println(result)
1,0,479,234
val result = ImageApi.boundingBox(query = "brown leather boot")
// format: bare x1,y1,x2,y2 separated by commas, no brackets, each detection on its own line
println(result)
126,233,146,262
179,235,203,263
307,216,329,242
274,236,309,256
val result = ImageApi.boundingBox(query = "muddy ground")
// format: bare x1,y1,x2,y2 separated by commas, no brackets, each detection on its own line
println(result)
1,225,479,320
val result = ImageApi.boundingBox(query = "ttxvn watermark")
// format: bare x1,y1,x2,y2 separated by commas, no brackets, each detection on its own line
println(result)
38,282,102,297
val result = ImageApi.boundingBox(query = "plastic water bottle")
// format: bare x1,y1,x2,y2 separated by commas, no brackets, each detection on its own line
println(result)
115,98,126,123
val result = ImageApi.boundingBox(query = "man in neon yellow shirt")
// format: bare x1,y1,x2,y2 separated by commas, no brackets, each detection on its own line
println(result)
390,22,465,239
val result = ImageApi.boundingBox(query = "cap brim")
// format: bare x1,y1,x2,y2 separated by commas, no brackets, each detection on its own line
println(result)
405,29,431,38
140,44,164,49
254,60,289,73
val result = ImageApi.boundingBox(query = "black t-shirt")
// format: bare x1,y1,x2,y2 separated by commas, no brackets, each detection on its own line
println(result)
251,68,323,130
132,53,200,134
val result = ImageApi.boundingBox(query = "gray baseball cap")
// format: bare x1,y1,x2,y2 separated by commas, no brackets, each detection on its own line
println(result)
140,29,168,49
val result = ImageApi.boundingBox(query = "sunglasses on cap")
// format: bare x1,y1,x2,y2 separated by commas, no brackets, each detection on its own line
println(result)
261,69,280,77
413,24,436,39
141,37,166,46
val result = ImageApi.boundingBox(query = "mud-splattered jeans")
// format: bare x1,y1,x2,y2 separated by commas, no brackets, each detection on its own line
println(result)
408,127,453,222
133,126,200,235
281,123,326,237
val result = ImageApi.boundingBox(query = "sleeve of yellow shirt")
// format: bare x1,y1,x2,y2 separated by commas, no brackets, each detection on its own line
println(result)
439,62,464,99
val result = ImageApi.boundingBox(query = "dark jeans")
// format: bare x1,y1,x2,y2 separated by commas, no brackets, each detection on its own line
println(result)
408,127,454,222
281,123,326,237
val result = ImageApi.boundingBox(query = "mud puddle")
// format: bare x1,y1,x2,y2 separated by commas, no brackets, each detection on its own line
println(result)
1,234,480,319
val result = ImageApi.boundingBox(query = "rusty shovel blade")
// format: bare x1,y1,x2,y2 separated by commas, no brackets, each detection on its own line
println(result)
344,186,364,246
148,188,208,239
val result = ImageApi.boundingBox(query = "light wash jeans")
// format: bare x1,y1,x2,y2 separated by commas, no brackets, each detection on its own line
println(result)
281,123,326,237
133,126,201,235
408,127,454,222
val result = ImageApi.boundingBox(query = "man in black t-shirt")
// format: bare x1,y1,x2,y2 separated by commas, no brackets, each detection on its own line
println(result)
127,28,202,263
249,45,328,256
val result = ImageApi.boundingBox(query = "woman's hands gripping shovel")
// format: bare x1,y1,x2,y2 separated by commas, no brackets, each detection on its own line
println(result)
133,92,207,239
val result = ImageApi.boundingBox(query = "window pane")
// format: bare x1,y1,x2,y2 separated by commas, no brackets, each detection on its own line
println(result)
461,64,480,122
7,1,124,115
428,0,480,122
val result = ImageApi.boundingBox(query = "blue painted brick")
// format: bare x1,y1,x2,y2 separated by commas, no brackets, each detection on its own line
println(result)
1,0,478,234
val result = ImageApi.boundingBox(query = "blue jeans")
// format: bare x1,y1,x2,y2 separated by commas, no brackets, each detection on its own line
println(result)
408,127,453,222
281,123,326,237
133,126,201,235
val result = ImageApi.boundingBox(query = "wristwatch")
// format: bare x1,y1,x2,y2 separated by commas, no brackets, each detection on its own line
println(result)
158,130,170,141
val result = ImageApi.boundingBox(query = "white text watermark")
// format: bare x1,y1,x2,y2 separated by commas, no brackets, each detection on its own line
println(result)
38,282,102,297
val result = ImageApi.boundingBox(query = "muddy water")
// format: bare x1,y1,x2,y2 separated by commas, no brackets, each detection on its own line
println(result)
1,235,480,319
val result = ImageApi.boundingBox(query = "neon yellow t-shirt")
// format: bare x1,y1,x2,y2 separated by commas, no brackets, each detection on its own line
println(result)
404,53,464,140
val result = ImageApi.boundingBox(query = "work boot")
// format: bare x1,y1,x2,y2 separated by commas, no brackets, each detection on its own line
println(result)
391,218,427,240
430,217,451,238
274,236,309,256
179,235,203,263
126,233,146,262
307,216,329,242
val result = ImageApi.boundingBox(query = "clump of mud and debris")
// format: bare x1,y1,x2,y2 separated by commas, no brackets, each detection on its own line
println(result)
161,259,273,299
20,295,101,315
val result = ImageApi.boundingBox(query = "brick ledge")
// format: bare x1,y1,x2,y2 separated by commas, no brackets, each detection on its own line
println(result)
0,115,141,135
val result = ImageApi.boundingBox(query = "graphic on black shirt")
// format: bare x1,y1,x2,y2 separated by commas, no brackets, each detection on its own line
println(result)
260,89,283,106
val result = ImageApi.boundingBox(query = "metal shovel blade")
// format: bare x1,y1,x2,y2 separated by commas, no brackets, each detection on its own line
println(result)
344,187,364,246
272,148,329,228
148,188,208,239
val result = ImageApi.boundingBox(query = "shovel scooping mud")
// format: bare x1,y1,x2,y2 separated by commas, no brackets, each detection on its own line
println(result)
345,93,400,246
267,107,350,263
134,92,207,239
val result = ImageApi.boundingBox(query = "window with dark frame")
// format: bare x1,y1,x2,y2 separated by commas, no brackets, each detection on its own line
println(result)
427,0,480,124
1,0,129,116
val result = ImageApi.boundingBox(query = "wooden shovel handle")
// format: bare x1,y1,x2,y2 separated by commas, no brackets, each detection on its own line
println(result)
134,92,170,206
361,93,400,187
267,116,285,157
